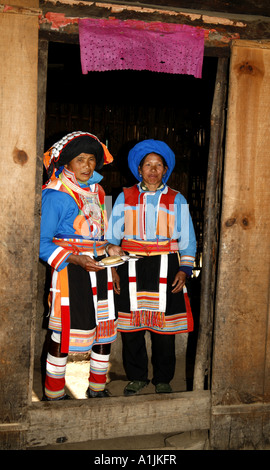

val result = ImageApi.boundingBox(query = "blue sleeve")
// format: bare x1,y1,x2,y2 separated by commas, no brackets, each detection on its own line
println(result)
39,189,76,270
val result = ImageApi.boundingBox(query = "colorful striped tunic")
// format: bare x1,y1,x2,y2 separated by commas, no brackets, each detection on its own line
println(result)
106,183,196,334
39,168,117,353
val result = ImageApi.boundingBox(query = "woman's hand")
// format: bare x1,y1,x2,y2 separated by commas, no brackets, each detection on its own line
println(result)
111,267,121,294
68,254,105,272
171,270,186,293
106,243,125,257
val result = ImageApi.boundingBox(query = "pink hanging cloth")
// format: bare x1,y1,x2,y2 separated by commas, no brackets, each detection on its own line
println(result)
79,18,204,78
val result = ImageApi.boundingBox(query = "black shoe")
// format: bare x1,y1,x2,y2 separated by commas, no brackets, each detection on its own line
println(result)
155,383,172,393
124,380,149,396
86,388,110,398
42,393,71,401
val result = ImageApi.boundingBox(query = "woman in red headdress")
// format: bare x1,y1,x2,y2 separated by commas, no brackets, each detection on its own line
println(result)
40,131,124,400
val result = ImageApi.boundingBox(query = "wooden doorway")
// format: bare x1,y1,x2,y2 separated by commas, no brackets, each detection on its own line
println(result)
31,39,227,447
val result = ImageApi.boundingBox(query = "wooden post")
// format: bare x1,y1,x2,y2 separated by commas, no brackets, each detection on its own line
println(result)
0,4,39,449
211,40,270,449
193,57,228,390
34,39,49,364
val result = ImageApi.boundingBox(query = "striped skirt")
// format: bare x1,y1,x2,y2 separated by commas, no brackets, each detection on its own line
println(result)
115,253,193,335
48,257,117,354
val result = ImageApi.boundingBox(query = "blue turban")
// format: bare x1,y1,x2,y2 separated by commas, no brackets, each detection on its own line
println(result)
128,139,175,184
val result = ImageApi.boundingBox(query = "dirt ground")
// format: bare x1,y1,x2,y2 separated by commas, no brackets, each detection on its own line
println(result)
32,350,191,402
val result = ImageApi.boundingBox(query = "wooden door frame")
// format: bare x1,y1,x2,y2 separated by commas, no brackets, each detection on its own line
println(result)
25,34,227,448
210,40,270,450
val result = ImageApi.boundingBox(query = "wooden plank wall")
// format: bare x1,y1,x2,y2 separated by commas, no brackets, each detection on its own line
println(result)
0,2,39,449
211,40,270,449
45,100,197,199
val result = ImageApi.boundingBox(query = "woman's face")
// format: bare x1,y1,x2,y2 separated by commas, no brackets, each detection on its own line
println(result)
66,153,96,182
139,153,168,191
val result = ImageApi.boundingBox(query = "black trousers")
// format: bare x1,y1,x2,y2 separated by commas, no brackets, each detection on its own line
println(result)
121,330,176,385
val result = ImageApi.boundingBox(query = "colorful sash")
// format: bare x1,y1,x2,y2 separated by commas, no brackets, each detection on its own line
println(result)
59,169,107,239
53,237,108,256
121,238,179,256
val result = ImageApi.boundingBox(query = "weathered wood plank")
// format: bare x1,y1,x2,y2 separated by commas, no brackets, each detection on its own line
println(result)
33,39,49,364
38,0,270,47
193,57,228,390
112,0,270,18
211,403,270,449
0,1,39,450
26,391,210,448
212,40,270,407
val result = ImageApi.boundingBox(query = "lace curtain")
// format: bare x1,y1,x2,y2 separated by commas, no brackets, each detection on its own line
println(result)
79,18,204,78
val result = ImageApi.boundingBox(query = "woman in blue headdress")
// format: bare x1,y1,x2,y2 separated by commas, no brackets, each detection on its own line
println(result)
106,139,196,395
